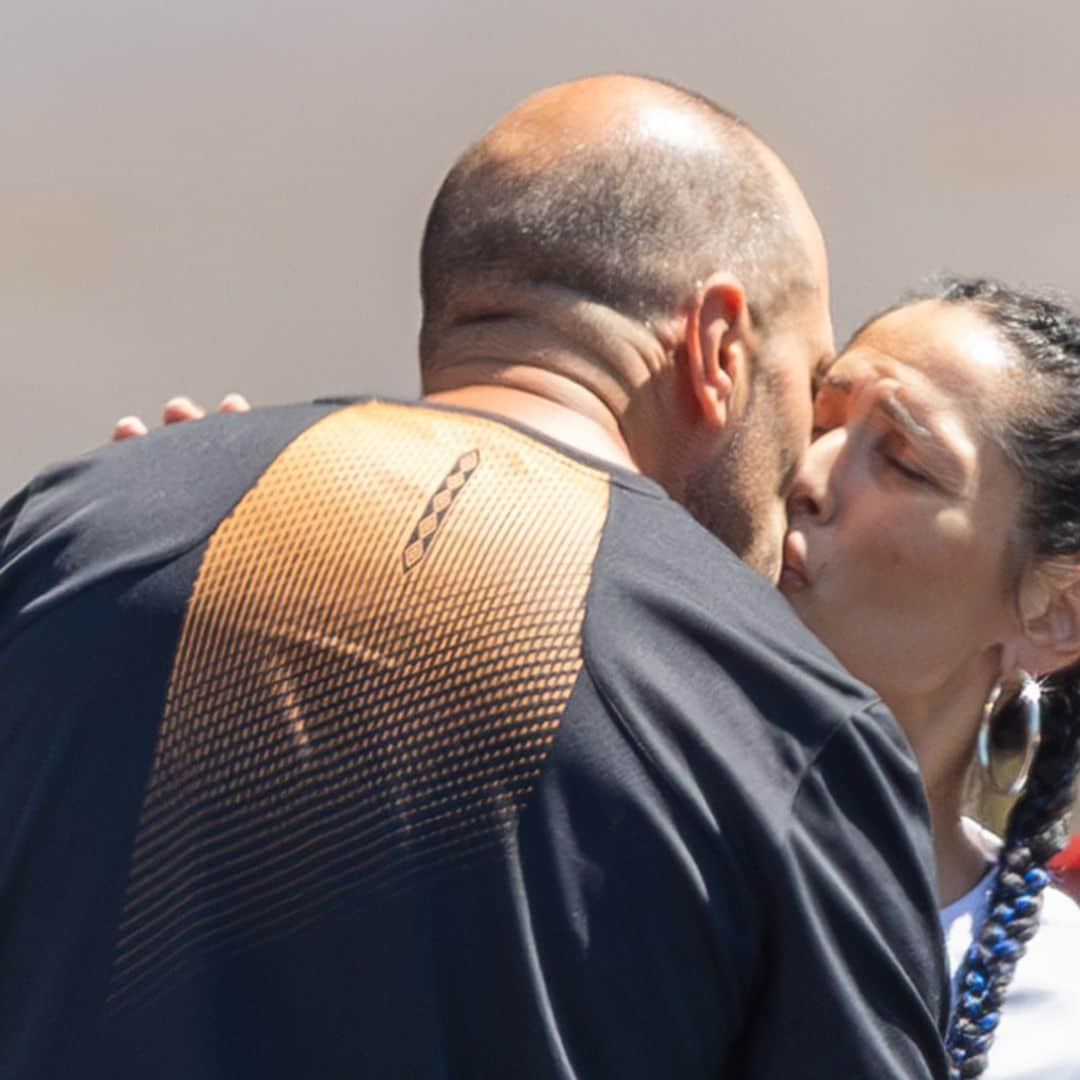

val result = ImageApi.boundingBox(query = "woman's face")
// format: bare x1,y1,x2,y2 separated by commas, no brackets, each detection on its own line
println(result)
782,299,1028,707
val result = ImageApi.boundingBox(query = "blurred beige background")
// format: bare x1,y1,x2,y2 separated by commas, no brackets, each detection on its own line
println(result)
2,0,1079,499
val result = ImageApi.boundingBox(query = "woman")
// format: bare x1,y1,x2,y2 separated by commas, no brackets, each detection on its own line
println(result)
782,278,1080,1079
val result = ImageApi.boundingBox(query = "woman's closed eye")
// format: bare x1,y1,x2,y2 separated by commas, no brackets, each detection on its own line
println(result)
884,453,931,484
874,435,934,486
811,418,937,488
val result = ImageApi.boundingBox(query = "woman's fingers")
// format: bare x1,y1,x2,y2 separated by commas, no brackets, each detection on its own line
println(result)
162,396,206,425
217,393,251,414
110,393,251,442
112,416,150,442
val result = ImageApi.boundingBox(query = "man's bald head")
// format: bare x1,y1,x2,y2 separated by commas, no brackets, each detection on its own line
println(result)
419,74,815,365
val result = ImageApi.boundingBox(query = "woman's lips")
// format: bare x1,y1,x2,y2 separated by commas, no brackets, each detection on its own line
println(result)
779,532,809,593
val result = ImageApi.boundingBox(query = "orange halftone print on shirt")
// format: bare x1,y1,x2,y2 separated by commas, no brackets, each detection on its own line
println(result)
109,402,609,1012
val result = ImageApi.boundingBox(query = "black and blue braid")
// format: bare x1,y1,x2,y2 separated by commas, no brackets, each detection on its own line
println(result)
946,675,1080,1079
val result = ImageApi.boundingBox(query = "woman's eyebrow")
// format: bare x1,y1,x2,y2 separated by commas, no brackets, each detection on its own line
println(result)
876,392,933,440
820,376,937,442
877,391,970,490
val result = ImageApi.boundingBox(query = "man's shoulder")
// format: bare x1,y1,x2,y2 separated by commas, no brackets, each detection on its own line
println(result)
585,482,877,722
580,483,887,818
0,402,339,643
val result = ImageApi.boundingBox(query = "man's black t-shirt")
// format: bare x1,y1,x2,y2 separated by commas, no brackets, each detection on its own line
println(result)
0,399,951,1078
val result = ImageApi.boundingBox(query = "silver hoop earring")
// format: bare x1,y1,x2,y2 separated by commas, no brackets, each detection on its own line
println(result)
976,671,1042,797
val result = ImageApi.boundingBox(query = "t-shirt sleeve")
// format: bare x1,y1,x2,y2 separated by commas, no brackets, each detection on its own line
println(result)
744,701,952,1078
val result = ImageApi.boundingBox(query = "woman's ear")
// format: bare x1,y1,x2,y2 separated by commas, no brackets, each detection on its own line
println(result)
683,274,754,430
1014,557,1080,674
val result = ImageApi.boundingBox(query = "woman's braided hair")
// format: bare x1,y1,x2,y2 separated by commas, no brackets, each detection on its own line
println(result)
919,278,1080,1078
947,668,1080,1077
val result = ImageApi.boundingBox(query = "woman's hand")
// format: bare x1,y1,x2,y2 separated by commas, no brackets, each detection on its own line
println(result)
112,393,251,441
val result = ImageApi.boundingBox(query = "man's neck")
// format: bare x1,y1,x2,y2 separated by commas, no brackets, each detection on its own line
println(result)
425,377,637,472
421,285,679,474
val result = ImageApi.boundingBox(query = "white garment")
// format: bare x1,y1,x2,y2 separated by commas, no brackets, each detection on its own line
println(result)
940,833,1080,1079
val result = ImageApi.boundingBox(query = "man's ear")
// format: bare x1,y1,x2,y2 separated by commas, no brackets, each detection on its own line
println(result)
1013,557,1080,674
684,274,754,430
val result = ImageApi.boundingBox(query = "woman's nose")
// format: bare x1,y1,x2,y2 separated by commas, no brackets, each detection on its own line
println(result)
787,429,843,523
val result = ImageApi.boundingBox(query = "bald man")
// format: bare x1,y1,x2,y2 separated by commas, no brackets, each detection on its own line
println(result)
0,76,950,1078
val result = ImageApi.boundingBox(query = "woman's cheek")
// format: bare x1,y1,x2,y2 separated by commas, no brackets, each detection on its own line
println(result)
858,516,916,575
